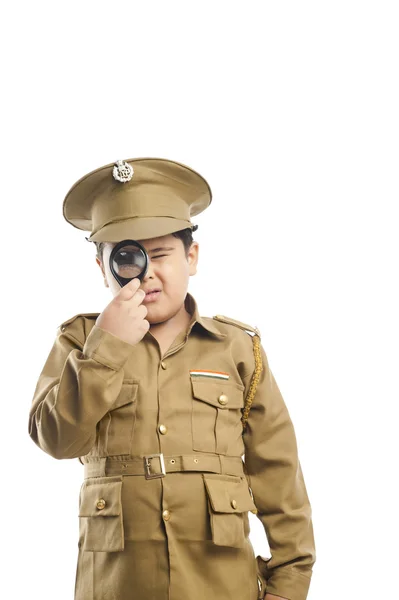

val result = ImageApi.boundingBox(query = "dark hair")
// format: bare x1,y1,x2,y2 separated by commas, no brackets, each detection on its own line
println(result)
93,225,198,263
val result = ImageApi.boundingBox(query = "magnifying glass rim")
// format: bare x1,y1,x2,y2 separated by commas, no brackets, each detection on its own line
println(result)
109,238,149,286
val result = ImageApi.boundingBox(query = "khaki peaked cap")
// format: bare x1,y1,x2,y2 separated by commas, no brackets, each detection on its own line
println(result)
62,157,212,242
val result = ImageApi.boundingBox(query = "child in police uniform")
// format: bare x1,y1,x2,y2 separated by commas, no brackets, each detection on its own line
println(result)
28,158,316,600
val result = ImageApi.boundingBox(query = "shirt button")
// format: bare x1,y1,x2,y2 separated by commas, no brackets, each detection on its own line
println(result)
159,424,168,434
162,509,171,521
96,498,106,510
161,361,167,369
218,393,228,405
230,499,237,509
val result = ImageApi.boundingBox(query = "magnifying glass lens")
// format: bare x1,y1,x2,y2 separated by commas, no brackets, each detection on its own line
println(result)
112,244,147,278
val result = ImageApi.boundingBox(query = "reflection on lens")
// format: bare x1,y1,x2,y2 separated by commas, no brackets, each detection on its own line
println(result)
112,244,147,278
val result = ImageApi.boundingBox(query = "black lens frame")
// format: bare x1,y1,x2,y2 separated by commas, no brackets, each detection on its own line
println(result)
109,239,149,287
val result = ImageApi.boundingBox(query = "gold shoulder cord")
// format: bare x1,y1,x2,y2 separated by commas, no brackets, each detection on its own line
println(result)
242,333,263,515
213,315,263,431
241,332,263,431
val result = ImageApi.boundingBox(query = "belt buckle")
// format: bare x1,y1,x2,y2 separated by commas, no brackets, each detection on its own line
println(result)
144,453,166,479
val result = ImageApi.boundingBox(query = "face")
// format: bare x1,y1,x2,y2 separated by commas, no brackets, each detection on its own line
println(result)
96,233,199,325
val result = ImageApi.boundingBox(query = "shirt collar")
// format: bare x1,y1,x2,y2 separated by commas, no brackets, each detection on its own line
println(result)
185,292,227,339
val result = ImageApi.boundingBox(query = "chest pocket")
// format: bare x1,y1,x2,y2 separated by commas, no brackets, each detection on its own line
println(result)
190,376,245,454
96,380,139,457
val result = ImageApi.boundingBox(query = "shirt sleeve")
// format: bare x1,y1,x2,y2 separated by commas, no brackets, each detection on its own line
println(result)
242,342,316,600
28,322,137,460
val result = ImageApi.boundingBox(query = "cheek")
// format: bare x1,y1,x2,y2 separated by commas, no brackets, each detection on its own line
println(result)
161,262,187,280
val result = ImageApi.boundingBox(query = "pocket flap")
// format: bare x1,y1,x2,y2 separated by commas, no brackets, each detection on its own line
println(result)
79,476,123,517
111,380,139,410
203,473,257,513
191,378,244,409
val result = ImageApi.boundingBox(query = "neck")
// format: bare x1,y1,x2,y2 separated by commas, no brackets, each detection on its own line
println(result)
149,302,192,338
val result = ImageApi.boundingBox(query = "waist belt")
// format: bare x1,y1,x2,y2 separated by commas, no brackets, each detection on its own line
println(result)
82,452,246,480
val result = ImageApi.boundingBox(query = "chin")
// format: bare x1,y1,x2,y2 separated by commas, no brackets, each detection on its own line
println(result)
147,307,173,324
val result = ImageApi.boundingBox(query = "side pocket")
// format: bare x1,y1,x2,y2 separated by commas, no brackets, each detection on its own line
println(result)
202,473,257,548
78,475,124,552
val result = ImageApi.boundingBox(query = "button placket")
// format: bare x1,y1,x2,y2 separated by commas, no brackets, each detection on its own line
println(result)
158,357,170,464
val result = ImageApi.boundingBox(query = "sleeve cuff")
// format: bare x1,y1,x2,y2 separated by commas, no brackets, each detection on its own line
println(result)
265,567,312,600
82,324,136,370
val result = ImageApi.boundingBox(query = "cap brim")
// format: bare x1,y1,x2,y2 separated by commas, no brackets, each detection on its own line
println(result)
88,217,194,242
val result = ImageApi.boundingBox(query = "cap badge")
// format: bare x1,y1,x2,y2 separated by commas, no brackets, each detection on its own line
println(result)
112,160,134,183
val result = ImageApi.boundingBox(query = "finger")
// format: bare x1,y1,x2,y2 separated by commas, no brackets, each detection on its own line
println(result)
131,288,147,307
137,303,148,318
117,278,141,300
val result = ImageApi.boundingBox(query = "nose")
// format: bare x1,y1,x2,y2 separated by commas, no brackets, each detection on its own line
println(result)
142,257,155,281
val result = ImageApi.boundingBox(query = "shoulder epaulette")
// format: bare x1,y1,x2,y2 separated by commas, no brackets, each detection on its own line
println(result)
58,312,99,331
213,315,263,432
213,314,261,339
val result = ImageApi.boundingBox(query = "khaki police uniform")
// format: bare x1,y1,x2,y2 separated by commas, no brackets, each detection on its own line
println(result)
28,158,316,600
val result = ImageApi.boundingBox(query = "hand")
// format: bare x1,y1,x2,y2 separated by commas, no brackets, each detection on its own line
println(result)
95,278,150,346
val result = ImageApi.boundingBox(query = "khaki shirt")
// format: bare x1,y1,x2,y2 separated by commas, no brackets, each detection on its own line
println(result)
28,292,316,600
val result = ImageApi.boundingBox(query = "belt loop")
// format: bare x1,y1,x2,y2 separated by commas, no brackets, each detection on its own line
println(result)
218,454,224,474
84,457,107,478
99,457,107,476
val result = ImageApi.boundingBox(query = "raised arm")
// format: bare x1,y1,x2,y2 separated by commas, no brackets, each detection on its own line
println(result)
28,320,136,460
29,278,151,460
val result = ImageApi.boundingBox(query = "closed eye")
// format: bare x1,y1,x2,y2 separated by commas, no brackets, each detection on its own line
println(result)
152,254,168,259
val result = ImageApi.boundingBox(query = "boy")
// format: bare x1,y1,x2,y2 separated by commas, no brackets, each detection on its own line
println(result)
28,158,316,600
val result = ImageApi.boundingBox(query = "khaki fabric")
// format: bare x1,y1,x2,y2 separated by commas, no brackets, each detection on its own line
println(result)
62,157,212,242
28,292,316,600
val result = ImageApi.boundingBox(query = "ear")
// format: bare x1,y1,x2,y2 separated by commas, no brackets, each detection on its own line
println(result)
96,257,109,287
187,241,199,276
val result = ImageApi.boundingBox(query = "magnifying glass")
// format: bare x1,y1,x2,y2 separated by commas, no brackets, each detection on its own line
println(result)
109,239,149,287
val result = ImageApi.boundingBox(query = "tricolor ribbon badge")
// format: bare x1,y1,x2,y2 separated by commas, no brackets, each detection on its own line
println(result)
189,370,230,381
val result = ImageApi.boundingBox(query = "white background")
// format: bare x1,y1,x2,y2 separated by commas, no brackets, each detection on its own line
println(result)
2,1,398,599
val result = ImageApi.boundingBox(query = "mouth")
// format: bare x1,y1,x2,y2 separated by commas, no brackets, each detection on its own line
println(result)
143,289,162,303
